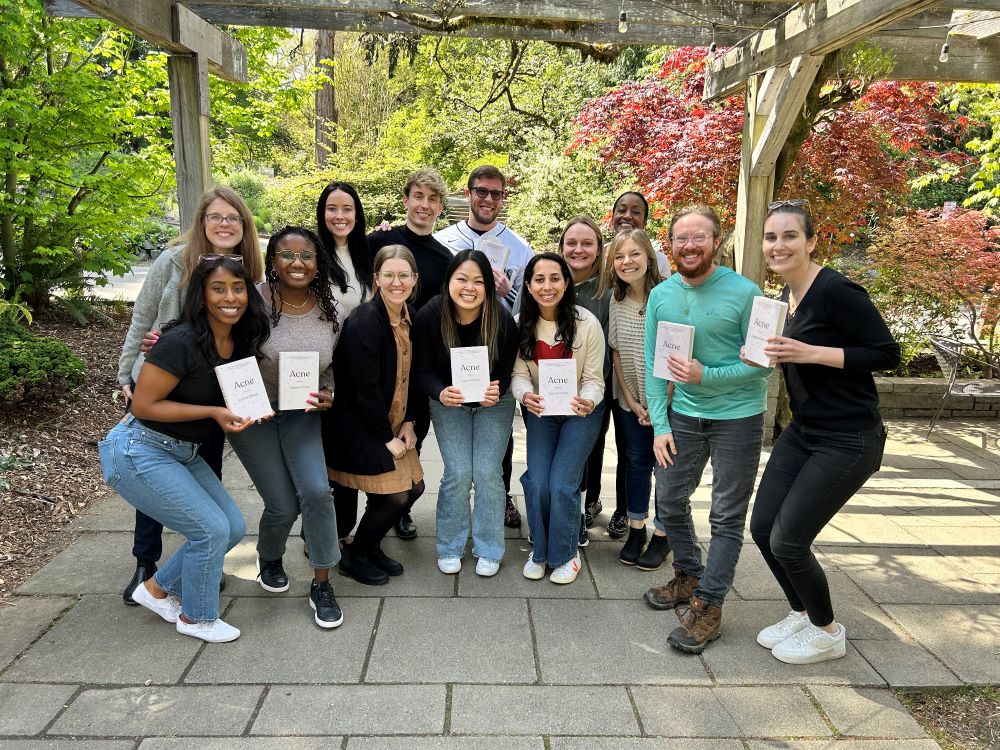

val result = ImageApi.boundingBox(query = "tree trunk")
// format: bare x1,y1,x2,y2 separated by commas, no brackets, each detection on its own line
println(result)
315,30,337,166
1,168,17,297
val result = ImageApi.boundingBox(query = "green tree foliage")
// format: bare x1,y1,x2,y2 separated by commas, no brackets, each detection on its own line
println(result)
0,0,174,308
948,84,1000,213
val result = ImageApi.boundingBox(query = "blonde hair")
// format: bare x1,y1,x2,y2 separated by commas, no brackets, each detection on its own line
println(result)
404,167,448,205
373,244,419,303
599,229,661,301
557,216,604,281
174,186,263,284
668,203,722,240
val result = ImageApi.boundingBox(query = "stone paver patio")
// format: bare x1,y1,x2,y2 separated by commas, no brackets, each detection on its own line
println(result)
2,418,998,748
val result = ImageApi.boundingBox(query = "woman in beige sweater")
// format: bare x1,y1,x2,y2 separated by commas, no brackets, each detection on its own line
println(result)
512,253,605,585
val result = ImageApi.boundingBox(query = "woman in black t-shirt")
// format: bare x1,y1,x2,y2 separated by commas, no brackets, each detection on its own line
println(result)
99,256,269,644
745,202,899,665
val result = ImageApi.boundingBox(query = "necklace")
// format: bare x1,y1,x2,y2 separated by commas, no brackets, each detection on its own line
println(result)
279,288,313,309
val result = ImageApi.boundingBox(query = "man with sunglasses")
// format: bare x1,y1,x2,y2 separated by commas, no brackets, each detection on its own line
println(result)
434,165,533,312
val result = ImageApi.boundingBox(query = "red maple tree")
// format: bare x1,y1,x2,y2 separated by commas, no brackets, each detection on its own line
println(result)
571,47,967,254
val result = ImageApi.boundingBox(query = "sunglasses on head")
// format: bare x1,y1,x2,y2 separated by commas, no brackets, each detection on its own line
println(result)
767,199,811,213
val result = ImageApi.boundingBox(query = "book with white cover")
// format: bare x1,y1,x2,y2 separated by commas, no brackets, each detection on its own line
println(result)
215,356,273,421
652,321,695,381
450,345,490,403
743,296,789,367
278,351,320,411
538,358,577,416
479,237,510,270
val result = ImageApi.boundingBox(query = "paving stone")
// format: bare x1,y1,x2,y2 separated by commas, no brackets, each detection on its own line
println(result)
748,741,941,749
71,493,137,531
728,542,787,601
630,686,741,736
809,687,929,739
3,594,207,685
585,540,677,601
883,604,1000,683
251,685,445,735
185,596,379,683
531,600,711,685
450,686,638,735
347,739,542,750
139,740,335,750
817,514,925,546
699,601,886,686
50,686,262,736
0,683,77,734
714,686,831,737
456,541,597,599
549,741,743,750
853,640,962,687
0,742,133,750
365,598,535,683
0,596,74,672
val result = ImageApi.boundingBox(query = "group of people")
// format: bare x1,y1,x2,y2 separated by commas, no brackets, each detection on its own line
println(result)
101,165,899,666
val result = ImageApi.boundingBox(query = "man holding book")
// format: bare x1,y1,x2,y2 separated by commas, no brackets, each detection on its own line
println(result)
642,204,771,655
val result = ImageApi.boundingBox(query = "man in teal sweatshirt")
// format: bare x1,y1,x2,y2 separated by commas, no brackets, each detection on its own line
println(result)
642,204,771,654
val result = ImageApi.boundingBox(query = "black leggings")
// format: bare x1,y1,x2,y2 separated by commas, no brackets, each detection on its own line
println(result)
352,481,425,554
750,420,885,627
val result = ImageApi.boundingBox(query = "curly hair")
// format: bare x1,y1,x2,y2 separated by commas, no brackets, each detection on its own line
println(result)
263,226,340,332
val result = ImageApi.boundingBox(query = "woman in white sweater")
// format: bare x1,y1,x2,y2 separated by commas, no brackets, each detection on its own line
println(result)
512,252,605,585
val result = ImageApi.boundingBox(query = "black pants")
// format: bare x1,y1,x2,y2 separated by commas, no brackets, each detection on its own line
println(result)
750,420,886,626
132,425,225,563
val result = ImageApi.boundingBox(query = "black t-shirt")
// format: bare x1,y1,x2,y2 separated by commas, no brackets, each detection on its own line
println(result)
137,323,242,443
367,225,454,311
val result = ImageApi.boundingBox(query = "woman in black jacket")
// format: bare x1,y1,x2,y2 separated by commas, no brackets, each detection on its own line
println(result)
326,245,424,585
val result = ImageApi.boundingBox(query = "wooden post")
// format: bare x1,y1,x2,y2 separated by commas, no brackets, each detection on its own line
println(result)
168,53,212,230
734,74,774,288
315,29,338,165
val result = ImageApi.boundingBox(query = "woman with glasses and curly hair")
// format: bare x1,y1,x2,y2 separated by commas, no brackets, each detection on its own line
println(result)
116,186,263,607
226,226,346,629
100,255,269,643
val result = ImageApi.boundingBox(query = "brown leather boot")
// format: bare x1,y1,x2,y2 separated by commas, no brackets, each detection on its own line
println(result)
642,568,700,610
667,596,722,654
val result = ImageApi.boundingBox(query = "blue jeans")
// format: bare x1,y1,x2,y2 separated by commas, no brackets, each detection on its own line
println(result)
653,409,763,607
613,401,655,520
521,401,606,568
228,409,340,570
99,416,245,622
430,393,515,562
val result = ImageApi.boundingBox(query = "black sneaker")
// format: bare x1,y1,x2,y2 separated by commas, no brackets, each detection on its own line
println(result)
578,513,590,547
607,509,628,539
309,579,344,629
584,499,603,528
504,495,522,529
395,512,417,540
257,557,289,593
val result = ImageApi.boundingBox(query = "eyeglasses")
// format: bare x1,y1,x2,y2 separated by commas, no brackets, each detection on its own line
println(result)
471,186,506,201
277,250,316,264
671,233,712,247
205,213,243,226
199,254,243,264
767,199,811,212
377,271,416,283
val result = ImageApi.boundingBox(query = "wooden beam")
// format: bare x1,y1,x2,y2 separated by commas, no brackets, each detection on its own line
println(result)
855,33,1000,83
704,0,941,101
46,0,247,82
749,54,823,175
949,9,1000,41
734,73,773,288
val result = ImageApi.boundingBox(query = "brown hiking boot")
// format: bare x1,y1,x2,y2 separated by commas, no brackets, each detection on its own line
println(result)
642,569,699,611
667,596,722,654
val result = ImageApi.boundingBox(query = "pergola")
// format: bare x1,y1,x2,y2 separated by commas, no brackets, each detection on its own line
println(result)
47,0,1000,286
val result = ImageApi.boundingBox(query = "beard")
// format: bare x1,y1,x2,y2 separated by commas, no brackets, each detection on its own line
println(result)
676,251,715,281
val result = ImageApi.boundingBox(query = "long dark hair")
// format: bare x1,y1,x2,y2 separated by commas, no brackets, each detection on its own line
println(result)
316,181,373,298
517,252,579,361
165,255,270,365
441,249,501,363
264,226,340,331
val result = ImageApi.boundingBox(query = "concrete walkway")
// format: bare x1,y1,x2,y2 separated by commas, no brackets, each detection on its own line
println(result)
2,418,998,749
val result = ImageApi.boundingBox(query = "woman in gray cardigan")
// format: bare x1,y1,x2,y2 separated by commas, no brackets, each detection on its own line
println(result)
117,186,264,606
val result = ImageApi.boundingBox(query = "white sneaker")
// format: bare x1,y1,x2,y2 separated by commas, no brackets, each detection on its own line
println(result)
437,556,462,574
475,558,500,577
757,610,809,649
549,554,581,585
772,623,847,664
522,554,546,580
176,617,241,643
131,582,181,623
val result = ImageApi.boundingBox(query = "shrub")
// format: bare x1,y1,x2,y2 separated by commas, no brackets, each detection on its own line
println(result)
0,320,86,404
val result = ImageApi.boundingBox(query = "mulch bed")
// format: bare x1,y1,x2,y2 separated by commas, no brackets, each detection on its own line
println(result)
1,307,997,748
